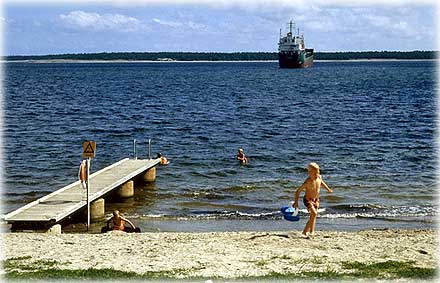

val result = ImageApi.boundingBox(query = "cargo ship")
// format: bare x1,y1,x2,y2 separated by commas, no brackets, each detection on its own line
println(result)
278,21,313,68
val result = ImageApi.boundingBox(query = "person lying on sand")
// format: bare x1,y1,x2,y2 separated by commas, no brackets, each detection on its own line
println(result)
293,162,333,239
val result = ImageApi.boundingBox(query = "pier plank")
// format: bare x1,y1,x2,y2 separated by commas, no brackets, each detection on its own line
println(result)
4,158,160,224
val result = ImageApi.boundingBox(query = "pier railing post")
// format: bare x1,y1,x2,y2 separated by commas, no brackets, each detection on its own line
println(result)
86,157,91,230
133,139,137,160
82,140,96,232
148,139,151,159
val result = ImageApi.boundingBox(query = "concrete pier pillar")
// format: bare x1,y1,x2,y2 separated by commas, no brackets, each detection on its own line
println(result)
117,180,134,198
46,224,62,234
143,167,156,182
90,198,105,221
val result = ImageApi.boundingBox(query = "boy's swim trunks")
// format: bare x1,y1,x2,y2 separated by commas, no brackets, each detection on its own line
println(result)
303,197,320,210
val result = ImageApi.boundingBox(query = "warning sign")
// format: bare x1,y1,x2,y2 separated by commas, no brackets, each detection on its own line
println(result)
82,141,96,158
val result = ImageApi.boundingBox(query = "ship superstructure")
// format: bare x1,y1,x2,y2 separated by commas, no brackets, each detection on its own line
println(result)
278,21,313,68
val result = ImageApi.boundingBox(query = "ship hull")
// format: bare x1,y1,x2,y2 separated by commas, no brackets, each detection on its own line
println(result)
278,49,314,68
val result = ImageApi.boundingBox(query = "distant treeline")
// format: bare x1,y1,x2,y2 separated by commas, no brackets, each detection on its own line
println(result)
5,51,437,61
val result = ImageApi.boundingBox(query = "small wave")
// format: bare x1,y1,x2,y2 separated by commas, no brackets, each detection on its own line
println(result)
322,204,437,220
189,210,282,220
181,191,228,200
142,214,165,218
134,204,436,223
225,185,260,192
190,171,220,179
320,195,345,203
179,201,252,211
328,204,383,210
321,212,436,220
137,208,325,221
108,132,131,138
3,190,53,197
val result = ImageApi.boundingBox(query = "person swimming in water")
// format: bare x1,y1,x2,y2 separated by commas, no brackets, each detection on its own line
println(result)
156,153,170,165
236,148,248,164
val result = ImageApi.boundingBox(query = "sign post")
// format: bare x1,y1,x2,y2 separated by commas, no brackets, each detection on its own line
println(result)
82,141,96,231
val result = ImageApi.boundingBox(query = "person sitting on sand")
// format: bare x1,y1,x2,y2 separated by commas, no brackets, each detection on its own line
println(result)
106,210,137,232
237,148,248,164
156,153,170,165
293,162,333,238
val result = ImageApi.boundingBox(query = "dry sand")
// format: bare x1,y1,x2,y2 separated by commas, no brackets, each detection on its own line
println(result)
1,229,437,279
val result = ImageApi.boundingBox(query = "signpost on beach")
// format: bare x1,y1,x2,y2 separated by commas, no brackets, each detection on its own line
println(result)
82,141,96,231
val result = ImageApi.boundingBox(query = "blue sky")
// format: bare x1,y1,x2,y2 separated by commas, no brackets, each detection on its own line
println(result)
2,0,438,55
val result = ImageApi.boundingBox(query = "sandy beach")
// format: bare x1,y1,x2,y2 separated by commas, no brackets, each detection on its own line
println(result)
1,229,437,280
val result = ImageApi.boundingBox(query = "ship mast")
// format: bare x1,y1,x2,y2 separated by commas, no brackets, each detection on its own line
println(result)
289,20,295,34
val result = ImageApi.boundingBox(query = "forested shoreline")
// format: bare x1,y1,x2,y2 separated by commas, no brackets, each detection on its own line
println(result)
5,50,436,61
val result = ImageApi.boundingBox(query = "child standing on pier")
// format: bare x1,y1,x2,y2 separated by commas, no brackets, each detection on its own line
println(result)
293,162,333,238
78,160,87,200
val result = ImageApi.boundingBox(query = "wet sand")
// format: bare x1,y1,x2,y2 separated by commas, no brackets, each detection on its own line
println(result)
1,229,436,279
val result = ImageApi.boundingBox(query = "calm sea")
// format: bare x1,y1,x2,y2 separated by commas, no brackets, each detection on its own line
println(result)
2,60,437,232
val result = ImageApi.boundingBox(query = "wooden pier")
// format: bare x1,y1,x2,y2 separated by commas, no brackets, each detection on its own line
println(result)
4,158,160,230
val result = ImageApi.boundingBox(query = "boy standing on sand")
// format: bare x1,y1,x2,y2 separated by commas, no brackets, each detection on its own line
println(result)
293,162,333,238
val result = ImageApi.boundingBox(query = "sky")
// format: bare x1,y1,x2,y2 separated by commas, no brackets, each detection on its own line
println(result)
1,0,438,55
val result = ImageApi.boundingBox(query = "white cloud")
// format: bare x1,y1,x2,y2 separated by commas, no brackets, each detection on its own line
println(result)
362,13,423,38
187,21,207,31
305,20,337,32
152,18,207,31
152,18,182,28
59,10,144,32
8,0,438,9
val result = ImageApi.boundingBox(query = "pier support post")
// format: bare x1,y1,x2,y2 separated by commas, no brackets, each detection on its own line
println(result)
143,167,156,182
46,224,62,234
90,198,105,221
117,180,134,198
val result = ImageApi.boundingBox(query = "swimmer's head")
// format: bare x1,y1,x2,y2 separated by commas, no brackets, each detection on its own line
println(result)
113,210,120,217
238,148,244,153
308,162,320,176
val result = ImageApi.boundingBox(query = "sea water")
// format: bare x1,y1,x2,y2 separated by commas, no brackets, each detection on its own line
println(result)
2,60,437,231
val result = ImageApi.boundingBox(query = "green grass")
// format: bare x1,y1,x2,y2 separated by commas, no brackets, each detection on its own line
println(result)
5,268,143,280
342,260,436,279
5,267,205,281
242,260,437,281
2,257,437,281
2,257,205,281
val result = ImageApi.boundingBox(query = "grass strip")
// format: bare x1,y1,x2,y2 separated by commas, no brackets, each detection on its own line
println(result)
2,258,437,281
342,260,436,279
